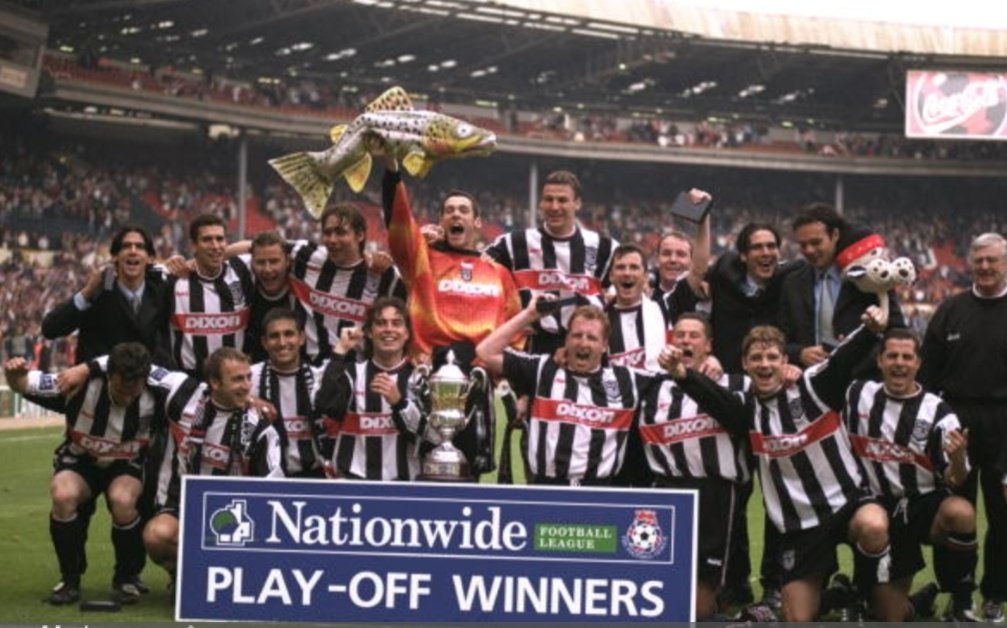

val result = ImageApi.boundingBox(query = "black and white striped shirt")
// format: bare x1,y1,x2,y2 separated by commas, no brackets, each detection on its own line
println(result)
675,325,878,533
250,361,327,476
606,297,670,371
503,349,656,481
144,368,204,511
170,257,254,376
74,361,205,511
182,399,283,479
288,240,406,363
25,369,165,467
843,380,965,500
639,373,750,482
486,227,617,337
314,355,423,481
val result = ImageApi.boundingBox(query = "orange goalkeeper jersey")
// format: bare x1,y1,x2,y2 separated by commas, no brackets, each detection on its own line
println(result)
383,172,522,359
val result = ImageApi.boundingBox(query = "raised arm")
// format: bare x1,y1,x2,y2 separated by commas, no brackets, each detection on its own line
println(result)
683,191,712,297
807,305,886,410
476,294,545,377
659,345,749,437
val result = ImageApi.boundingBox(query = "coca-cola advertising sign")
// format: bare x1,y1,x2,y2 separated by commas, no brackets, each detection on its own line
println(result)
906,70,1007,140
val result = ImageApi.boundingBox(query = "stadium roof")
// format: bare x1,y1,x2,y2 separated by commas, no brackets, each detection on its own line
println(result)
12,0,1007,130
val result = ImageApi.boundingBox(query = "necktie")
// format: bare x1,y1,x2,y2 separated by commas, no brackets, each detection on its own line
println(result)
817,271,836,346
130,294,141,316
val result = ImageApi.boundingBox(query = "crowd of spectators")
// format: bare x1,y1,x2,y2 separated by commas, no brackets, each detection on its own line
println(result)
2,121,1004,368
42,51,1007,163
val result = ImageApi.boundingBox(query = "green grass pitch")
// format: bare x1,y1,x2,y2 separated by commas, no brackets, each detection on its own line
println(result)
0,421,988,622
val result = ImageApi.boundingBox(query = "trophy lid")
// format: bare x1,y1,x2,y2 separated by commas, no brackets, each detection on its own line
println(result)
430,350,467,385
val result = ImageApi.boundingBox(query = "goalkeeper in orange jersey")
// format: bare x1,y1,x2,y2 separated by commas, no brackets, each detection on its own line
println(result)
381,158,522,480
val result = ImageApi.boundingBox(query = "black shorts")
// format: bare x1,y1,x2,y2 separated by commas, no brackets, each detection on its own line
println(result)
654,475,736,587
53,441,144,501
777,492,879,585
887,489,951,580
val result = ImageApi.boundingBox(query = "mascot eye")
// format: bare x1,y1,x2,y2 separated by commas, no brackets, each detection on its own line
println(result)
455,124,472,138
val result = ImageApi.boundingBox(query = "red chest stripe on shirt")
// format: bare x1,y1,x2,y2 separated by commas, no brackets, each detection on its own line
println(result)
532,397,634,430
850,434,934,471
513,269,602,296
289,277,367,322
171,309,249,334
749,411,841,458
70,430,148,459
340,412,399,436
639,414,726,445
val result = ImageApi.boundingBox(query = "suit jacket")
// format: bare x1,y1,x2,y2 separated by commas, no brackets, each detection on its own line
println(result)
42,267,174,367
778,263,905,375
708,252,804,373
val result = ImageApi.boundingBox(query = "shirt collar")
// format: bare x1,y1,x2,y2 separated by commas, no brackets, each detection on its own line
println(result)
972,282,1007,299
116,280,145,301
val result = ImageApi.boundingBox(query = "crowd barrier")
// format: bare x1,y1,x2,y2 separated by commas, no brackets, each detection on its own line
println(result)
0,385,60,419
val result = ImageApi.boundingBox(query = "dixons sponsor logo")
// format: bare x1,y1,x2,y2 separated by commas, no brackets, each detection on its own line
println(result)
309,291,366,319
863,439,915,464
342,412,398,435
202,442,233,470
283,417,312,440
72,432,144,458
762,433,808,454
180,313,245,332
264,501,529,552
437,279,500,297
537,271,591,291
556,403,616,424
662,416,721,439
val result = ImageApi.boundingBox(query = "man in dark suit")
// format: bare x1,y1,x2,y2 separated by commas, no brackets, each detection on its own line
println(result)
779,203,904,373
706,221,803,611
42,226,173,367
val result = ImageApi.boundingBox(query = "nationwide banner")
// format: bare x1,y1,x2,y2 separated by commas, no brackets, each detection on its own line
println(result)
905,70,1007,140
177,478,697,622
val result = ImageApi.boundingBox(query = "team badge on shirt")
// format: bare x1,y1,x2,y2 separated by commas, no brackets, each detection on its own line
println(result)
911,419,930,444
228,280,245,304
603,376,621,399
460,262,473,282
788,398,804,421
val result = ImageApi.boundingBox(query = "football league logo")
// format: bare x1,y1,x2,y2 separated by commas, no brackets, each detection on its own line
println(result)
209,499,254,547
622,509,666,559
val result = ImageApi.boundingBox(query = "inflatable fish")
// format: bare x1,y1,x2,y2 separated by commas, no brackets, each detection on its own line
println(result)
269,86,497,217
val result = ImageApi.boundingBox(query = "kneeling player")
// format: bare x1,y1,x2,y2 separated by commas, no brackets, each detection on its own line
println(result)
68,346,282,593
844,329,976,621
662,309,893,622
5,344,157,605
638,314,749,618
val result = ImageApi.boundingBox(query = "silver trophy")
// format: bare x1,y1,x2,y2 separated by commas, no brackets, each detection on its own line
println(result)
418,351,486,481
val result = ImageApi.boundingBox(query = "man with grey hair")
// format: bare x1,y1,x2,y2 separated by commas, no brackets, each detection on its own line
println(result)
920,232,1007,622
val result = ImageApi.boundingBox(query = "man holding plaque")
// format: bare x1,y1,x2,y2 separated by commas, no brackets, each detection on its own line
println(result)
652,190,713,326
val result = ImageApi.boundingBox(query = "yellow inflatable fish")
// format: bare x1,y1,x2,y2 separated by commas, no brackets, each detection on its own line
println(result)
269,86,497,217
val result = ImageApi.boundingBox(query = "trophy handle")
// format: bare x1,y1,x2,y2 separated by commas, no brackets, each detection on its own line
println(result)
409,363,432,412
468,366,488,393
